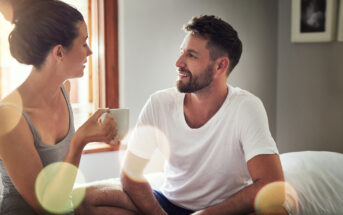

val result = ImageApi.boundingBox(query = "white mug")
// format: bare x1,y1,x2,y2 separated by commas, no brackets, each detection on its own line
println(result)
100,108,129,139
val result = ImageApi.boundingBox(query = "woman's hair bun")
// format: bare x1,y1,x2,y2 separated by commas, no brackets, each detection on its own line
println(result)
11,0,54,23
8,0,84,68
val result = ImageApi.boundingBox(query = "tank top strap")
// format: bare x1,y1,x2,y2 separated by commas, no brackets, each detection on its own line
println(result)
21,110,42,144
60,84,74,126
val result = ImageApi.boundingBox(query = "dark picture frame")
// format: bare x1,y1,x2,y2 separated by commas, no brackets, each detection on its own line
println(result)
291,0,337,42
338,0,343,41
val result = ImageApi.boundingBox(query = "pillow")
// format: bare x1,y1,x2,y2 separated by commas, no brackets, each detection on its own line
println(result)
281,151,343,215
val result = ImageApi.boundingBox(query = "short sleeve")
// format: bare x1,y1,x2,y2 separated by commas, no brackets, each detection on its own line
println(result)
126,97,158,159
237,96,278,161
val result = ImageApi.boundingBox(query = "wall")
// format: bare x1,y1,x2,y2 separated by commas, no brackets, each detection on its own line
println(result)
79,151,121,182
276,0,343,153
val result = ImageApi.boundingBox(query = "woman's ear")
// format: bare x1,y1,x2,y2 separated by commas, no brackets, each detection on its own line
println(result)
52,45,64,62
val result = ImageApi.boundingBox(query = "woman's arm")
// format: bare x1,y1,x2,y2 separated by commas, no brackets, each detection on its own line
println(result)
0,105,50,214
39,109,117,212
0,103,117,214
121,151,167,215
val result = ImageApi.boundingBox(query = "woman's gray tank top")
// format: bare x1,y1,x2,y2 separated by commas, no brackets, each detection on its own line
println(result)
0,85,75,215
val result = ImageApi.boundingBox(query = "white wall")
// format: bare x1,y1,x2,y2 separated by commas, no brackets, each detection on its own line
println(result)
80,0,279,182
79,151,121,182
276,0,343,153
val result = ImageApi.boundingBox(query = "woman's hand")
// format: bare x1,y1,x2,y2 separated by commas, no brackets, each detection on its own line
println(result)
74,108,118,148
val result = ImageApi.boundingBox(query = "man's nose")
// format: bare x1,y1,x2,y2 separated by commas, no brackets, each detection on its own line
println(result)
176,54,185,68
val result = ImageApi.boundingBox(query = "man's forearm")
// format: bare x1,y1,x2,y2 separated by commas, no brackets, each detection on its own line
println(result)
197,179,287,215
201,180,263,215
121,174,166,215
195,154,287,215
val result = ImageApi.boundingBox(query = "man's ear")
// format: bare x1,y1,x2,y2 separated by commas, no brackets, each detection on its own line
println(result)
52,45,64,62
215,57,229,76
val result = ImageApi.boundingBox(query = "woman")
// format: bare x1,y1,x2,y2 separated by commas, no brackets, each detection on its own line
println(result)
0,1,117,214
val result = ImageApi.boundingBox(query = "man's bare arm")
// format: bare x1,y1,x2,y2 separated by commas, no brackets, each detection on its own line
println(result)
192,154,287,215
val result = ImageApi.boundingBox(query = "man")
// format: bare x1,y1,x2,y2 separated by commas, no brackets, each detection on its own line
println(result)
121,15,286,215
77,15,286,215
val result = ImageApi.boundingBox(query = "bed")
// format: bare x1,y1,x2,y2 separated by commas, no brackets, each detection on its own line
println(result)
280,151,343,215
1,151,342,214
77,151,343,215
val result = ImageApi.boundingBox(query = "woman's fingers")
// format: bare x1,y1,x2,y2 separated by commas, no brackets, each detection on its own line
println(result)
80,108,119,144
94,108,110,118
100,113,118,144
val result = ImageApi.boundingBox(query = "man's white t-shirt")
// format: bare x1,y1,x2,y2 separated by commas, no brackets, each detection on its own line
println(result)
128,85,278,211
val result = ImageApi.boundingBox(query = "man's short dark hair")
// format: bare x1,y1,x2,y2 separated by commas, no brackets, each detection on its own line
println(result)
184,15,242,75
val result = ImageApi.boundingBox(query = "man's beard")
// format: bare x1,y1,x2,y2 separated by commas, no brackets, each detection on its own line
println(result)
177,64,214,93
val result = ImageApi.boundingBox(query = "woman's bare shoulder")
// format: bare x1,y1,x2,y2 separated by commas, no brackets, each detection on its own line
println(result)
0,102,34,160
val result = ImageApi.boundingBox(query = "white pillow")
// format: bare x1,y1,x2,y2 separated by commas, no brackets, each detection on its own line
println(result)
281,151,343,215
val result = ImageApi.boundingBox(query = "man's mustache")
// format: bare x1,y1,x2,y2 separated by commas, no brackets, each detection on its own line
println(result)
178,67,192,77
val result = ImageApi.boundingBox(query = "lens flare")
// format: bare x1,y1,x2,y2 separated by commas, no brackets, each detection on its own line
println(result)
35,162,86,214
254,181,298,215
120,125,170,182
0,90,23,136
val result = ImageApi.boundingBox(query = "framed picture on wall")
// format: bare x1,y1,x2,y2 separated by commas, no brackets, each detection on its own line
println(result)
338,0,343,41
291,0,337,43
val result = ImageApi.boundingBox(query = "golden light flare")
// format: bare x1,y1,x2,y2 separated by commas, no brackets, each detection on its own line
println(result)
254,181,298,215
120,125,170,182
35,162,86,214
0,90,23,136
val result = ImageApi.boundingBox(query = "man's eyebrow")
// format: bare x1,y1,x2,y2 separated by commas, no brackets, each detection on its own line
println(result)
85,35,88,40
187,49,200,55
180,48,199,55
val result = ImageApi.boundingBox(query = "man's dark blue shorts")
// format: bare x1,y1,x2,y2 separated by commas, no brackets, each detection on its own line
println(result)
153,190,195,215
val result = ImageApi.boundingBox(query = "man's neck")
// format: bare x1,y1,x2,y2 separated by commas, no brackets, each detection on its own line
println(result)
183,81,228,128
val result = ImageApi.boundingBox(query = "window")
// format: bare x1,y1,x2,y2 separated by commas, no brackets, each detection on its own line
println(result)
0,20,30,99
0,0,119,153
63,0,92,129
82,0,119,153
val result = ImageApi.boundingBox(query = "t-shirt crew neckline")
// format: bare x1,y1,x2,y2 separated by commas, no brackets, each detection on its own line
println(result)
179,84,233,131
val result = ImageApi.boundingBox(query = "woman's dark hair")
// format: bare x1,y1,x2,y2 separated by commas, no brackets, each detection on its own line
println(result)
8,0,84,68
6,0,53,23
184,15,242,75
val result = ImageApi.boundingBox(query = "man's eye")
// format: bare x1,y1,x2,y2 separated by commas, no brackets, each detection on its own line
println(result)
187,53,196,58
